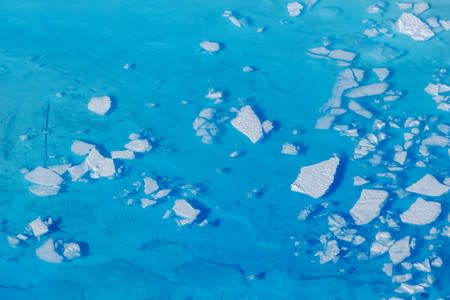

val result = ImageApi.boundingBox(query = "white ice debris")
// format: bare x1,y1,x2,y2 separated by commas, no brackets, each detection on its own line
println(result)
242,66,254,73
262,120,274,134
63,242,81,260
281,143,299,155
406,174,449,197
373,68,390,81
346,83,388,98
35,239,63,263
397,2,413,10
154,189,171,199
86,148,115,178
28,217,49,238
124,139,152,153
350,189,388,225
48,164,71,175
287,2,303,17
24,167,63,187
396,283,425,295
389,236,411,264
328,49,357,62
414,2,429,15
88,96,111,116
143,177,159,195
141,198,157,208
222,10,242,27
111,150,135,160
231,105,264,143
397,13,434,41
353,176,369,186
71,140,95,156
68,160,89,181
205,89,223,101
291,156,340,199
371,231,393,257
193,108,219,144
172,199,200,225
400,198,441,225
348,100,373,118
315,237,340,264
200,41,221,53
441,20,450,31
29,185,61,197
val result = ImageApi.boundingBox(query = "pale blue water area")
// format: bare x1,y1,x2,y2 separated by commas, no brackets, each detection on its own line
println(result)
0,0,449,299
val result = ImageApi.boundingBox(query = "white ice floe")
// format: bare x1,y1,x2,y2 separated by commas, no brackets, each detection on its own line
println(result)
153,189,171,200
400,198,441,225
29,185,61,197
328,49,357,62
143,176,159,195
291,156,340,199
63,242,81,260
231,105,264,143
88,96,112,116
172,199,200,225
205,89,223,101
414,259,431,272
441,20,450,31
124,139,152,153
354,135,378,159
222,10,242,27
28,217,49,238
200,41,221,53
406,174,449,197
397,2,413,10
71,140,95,156
414,2,429,15
68,160,89,181
419,135,449,157
287,2,303,17
24,167,63,187
315,238,340,264
36,239,63,263
373,68,390,81
193,108,219,144
346,82,388,98
141,198,157,208
371,231,393,257
353,176,369,186
389,236,411,264
394,150,407,165
348,100,373,118
350,189,388,225
281,143,299,155
48,164,71,175
86,148,115,178
242,66,254,73
395,283,425,295
111,150,135,160
397,13,434,41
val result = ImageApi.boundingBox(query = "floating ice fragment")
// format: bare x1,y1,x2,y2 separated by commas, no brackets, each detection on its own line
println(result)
87,148,115,178
413,2,429,15
48,164,71,175
172,199,200,225
28,217,49,238
400,198,441,225
242,66,254,73
371,231,393,257
328,49,357,62
406,174,449,197
153,189,171,200
36,239,63,263
111,150,135,160
205,89,223,100
367,4,382,14
291,156,340,199
397,2,413,10
231,105,264,143
441,20,450,31
144,177,159,195
414,259,431,272
389,236,411,264
348,100,373,118
350,189,388,225
125,139,152,153
346,82,389,98
262,120,273,134
394,150,407,165
353,176,369,186
308,46,330,56
397,13,434,41
88,96,111,116
29,185,60,197
71,140,95,156
316,239,340,264
373,68,390,81
141,198,157,208
68,160,89,181
63,242,81,260
25,167,63,187
200,41,221,53
287,2,303,17
395,283,425,294
222,10,242,27
281,143,299,155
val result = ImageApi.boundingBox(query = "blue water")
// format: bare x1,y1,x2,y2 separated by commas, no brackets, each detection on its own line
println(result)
1,1,449,299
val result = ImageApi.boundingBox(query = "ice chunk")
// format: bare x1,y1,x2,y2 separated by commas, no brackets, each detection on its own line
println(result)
143,177,159,195
24,167,63,187
371,231,393,257
328,49,357,62
389,236,411,264
308,46,330,56
222,11,242,27
88,96,111,116
200,41,221,53
414,2,429,15
172,199,200,225
111,150,135,160
315,238,340,264
28,217,49,237
153,189,171,200
321,68,358,111
124,139,152,153
68,160,89,181
353,176,369,186
350,189,388,225
205,89,223,100
348,100,373,118
441,20,450,31
141,198,157,208
346,83,388,98
242,66,254,72
394,150,407,165
262,120,273,134
395,283,425,295
71,140,95,156
281,143,299,155
63,242,81,260
291,156,340,199
29,185,60,197
287,2,303,17
373,68,390,81
36,239,63,263
231,105,264,143
397,13,434,41
400,198,441,225
406,174,449,197
87,149,115,178
397,2,413,10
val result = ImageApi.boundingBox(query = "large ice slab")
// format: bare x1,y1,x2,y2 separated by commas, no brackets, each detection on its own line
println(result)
88,96,111,116
389,236,411,264
291,156,340,199
397,13,434,41
35,239,63,264
345,83,388,98
24,167,63,187
86,148,116,178
71,140,95,156
406,174,449,197
172,199,200,225
350,189,388,225
231,105,264,143
124,139,152,153
400,198,441,225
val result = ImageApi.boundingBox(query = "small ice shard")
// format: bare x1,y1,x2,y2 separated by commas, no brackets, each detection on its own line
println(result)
154,189,171,200
350,189,388,225
141,198,157,208
424,83,450,96
36,239,63,263
71,140,95,156
397,2,413,10
414,259,431,272
200,41,221,53
87,148,115,178
370,231,393,257
348,100,373,118
28,217,49,238
315,238,340,264
111,150,135,160
352,68,364,82
367,4,382,14
231,105,264,143
353,176,369,186
205,89,223,101
397,13,434,41
262,120,273,134
88,96,112,116
143,177,159,195
414,2,429,15
287,2,303,17
68,161,89,181
406,174,449,197
400,198,441,225
395,283,425,295
346,82,389,98
29,185,60,197
372,68,390,81
441,20,450,31
24,167,63,187
124,139,152,153
389,236,411,264
242,66,254,72
63,242,81,260
394,149,407,165
328,49,357,62
431,257,442,268
172,199,200,225
308,46,330,56
222,10,242,27
291,156,340,199
281,143,299,155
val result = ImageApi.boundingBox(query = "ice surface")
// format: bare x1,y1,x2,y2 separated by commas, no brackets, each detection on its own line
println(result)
222,11,242,27
348,100,373,118
63,242,81,260
71,140,95,156
141,198,157,208
328,49,356,62
372,68,390,81
87,148,116,178
389,236,411,264
370,231,393,257
124,139,152,153
68,160,89,181
345,82,388,98
88,96,112,116
29,185,61,197
111,150,135,160
400,198,441,225
315,239,340,264
414,2,429,15
35,239,63,264
291,156,340,199
397,13,434,41
172,199,200,225
287,2,303,17
281,143,299,155
406,174,449,197
28,217,49,237
200,41,221,52
231,105,264,143
144,176,159,195
24,167,63,187
350,189,388,225
353,176,369,186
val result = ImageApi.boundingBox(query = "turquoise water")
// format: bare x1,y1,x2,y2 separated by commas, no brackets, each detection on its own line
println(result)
0,1,449,299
